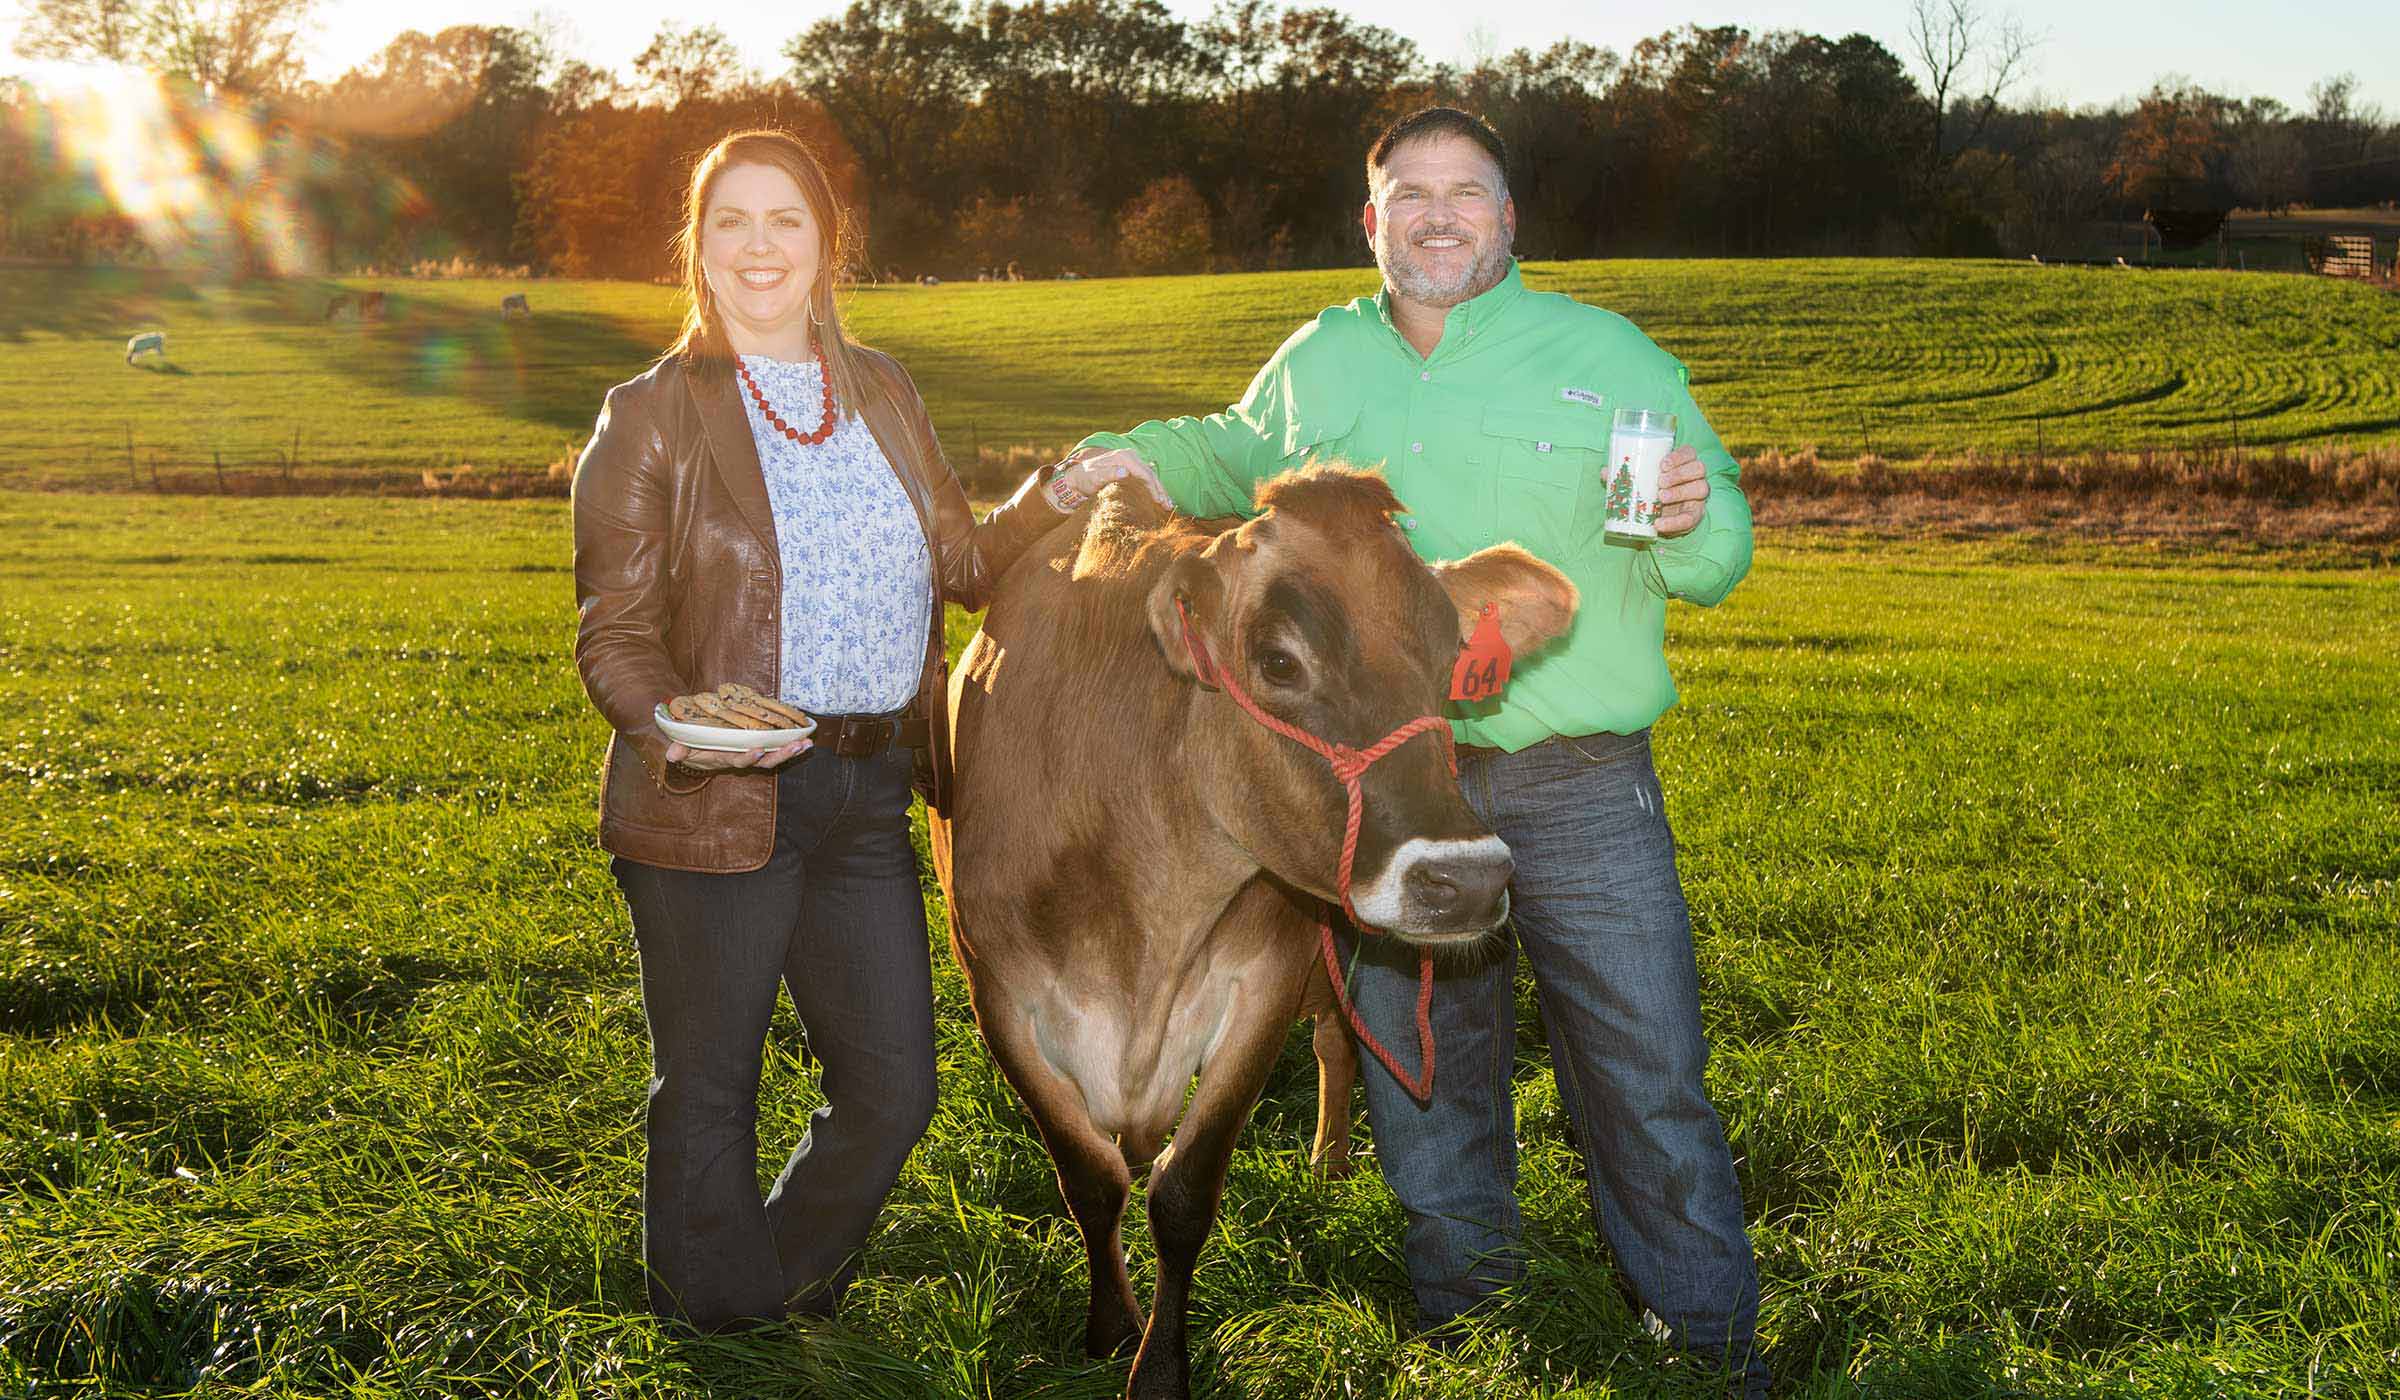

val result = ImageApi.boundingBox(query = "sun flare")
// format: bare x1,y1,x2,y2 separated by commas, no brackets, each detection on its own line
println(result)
16,63,327,277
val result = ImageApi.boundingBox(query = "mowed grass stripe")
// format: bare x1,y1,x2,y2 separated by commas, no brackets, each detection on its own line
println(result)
2,493,2395,1395
6,260,2399,486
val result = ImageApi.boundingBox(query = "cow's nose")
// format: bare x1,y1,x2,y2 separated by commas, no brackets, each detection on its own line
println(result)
1406,848,1513,921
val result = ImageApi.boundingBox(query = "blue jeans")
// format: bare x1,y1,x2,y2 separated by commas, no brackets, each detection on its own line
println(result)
1340,728,1763,1390
613,745,936,1331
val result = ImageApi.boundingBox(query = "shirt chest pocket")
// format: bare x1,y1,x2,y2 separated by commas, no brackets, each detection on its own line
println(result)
1281,408,1362,468
1483,405,1610,547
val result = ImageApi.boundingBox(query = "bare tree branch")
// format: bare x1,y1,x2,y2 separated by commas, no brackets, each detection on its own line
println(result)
1906,0,2037,178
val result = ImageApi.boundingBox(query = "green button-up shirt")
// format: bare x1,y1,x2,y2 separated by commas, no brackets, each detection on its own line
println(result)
1079,261,1752,752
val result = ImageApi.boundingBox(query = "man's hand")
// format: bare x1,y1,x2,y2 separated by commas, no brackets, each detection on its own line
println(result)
1653,447,1709,538
665,736,811,772
1047,446,1173,512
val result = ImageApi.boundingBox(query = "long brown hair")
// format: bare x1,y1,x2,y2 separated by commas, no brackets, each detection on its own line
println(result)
665,129,870,412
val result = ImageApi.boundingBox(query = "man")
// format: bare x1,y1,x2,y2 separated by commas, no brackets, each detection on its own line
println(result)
1070,107,1763,1391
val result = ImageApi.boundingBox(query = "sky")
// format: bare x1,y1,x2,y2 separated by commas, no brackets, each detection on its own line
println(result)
5,0,2396,114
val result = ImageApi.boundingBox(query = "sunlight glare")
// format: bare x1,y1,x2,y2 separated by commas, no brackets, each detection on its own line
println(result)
25,62,325,278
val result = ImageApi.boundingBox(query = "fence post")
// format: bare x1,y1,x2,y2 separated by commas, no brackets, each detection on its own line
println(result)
124,424,136,488
214,450,226,493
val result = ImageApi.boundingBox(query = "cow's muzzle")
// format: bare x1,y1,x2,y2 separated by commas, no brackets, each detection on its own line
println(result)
1349,835,1513,941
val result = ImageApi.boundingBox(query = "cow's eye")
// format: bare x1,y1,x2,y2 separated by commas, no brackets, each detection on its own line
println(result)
1258,649,1302,687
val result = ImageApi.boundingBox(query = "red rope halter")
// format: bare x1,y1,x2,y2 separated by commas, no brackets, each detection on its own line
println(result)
1174,595,1452,1103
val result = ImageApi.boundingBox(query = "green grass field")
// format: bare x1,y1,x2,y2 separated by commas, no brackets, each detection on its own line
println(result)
7,259,2399,487
3,493,2393,1396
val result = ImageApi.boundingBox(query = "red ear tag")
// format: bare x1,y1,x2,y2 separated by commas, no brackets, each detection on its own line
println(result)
1449,602,1512,702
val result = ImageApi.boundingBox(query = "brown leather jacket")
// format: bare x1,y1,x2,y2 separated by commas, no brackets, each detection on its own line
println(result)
572,347,1058,873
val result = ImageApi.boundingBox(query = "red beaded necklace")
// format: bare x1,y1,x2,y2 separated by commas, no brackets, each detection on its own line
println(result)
736,350,838,445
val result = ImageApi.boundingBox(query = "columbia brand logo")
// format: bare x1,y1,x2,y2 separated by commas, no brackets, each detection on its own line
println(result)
1559,387,1603,407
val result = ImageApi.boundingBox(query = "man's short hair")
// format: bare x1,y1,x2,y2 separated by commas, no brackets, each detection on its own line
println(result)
1366,108,1509,197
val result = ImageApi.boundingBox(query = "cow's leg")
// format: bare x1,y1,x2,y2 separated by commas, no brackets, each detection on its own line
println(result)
1128,990,1296,1400
1051,1117,1141,1359
975,1005,1142,1357
1302,961,1358,1178
1309,1006,1358,1177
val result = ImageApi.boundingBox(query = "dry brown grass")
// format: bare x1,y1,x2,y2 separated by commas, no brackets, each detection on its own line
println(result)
1744,444,2400,555
41,440,2400,561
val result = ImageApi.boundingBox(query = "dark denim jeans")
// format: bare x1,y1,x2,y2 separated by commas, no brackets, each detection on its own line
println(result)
612,744,936,1332
1339,728,1764,1392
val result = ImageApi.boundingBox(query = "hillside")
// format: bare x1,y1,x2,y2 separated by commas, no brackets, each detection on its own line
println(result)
5,260,2397,488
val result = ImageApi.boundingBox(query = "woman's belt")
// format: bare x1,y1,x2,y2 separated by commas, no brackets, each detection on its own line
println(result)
810,711,930,757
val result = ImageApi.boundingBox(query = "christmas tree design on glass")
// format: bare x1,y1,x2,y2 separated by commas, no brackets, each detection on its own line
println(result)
1606,462,1634,524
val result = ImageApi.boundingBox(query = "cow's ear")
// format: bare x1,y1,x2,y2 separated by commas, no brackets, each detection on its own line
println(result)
1147,553,1225,686
1431,545,1578,658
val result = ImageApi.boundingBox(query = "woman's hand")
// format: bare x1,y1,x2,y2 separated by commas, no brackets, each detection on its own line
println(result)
1046,447,1173,511
665,736,812,772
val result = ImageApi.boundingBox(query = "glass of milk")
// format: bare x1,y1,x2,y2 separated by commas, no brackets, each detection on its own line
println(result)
1603,409,1678,541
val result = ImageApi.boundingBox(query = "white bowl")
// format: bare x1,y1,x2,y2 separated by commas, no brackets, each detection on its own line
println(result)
653,702,816,752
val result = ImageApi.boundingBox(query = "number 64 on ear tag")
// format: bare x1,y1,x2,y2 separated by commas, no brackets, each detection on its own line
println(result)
1450,602,1512,702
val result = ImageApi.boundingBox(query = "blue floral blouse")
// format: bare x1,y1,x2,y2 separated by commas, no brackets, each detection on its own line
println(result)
738,353,932,716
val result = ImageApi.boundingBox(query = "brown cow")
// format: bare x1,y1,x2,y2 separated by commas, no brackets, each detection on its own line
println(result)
931,466,1575,1399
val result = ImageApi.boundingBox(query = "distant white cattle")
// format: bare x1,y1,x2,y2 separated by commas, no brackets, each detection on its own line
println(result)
125,331,165,365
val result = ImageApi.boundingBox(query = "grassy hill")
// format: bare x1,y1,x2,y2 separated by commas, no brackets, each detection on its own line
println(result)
6,259,2399,488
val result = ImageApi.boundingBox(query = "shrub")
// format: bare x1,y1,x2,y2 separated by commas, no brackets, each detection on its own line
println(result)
1115,176,1211,275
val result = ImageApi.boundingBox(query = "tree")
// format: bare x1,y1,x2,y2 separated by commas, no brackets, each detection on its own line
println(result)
10,0,145,65
631,23,744,107
961,0,1200,221
2107,82,2230,208
317,25,554,261
1902,0,2034,249
785,0,978,261
14,0,315,97
515,91,859,280
1440,40,1618,258
1905,0,2034,182
2301,72,2396,205
513,108,647,276
1116,174,1211,272
2003,119,2109,252
2228,124,2308,213
2307,73,2378,164
546,59,615,114
0,78,38,255
1188,3,1420,263
953,185,1104,277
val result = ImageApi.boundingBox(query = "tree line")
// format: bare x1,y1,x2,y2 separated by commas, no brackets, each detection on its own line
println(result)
4,0,2395,279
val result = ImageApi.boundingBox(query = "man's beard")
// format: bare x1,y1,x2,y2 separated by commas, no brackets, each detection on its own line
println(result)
1378,225,1513,308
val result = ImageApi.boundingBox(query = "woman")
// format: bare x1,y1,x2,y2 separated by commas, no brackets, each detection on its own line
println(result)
572,128,1140,1332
